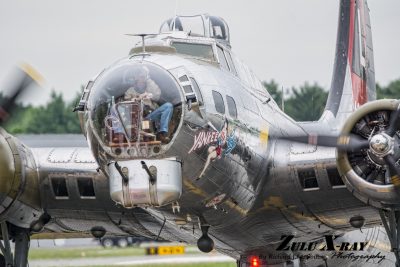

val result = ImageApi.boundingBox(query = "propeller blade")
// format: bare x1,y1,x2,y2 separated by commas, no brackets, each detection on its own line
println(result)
386,107,400,136
384,154,400,187
281,134,369,151
0,64,43,125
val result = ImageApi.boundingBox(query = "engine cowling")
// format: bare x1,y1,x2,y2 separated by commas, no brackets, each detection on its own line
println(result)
0,128,43,228
338,99,400,208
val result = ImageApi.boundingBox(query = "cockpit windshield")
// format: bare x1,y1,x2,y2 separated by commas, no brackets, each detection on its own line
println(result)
170,42,215,61
88,60,182,159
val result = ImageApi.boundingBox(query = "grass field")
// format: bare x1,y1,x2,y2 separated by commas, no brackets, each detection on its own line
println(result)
29,245,207,260
29,246,146,260
28,245,236,266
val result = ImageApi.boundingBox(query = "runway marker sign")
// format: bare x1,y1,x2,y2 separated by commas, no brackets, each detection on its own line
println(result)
146,245,185,255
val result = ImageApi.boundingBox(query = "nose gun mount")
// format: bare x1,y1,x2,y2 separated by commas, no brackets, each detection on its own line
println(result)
141,160,157,185
108,158,182,208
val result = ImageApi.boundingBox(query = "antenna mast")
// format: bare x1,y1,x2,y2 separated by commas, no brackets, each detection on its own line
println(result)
173,0,179,31
139,34,146,53
125,33,157,56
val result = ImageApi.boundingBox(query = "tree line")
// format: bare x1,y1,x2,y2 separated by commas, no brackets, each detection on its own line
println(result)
3,91,81,134
2,78,400,134
263,78,400,121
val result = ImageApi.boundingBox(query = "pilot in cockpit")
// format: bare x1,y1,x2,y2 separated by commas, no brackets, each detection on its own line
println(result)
124,66,173,144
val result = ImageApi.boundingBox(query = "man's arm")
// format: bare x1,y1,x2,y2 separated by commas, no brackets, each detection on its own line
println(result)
146,80,161,101
125,87,139,100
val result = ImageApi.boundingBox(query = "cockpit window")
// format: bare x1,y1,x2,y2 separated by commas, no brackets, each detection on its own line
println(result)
88,61,183,159
160,15,230,45
225,51,237,75
175,16,205,36
160,15,206,37
209,16,230,43
170,42,215,61
216,46,229,71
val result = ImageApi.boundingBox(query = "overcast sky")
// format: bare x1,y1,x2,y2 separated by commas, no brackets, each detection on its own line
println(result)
0,0,399,106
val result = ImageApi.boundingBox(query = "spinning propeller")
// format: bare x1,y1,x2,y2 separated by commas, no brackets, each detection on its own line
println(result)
282,101,400,191
282,134,369,152
0,64,44,125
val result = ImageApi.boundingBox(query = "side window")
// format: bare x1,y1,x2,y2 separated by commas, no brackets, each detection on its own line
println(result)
225,51,237,75
179,75,189,82
183,85,194,94
190,78,204,105
216,46,229,71
298,168,319,190
77,177,96,198
212,90,225,114
327,167,345,187
51,177,69,198
226,96,237,119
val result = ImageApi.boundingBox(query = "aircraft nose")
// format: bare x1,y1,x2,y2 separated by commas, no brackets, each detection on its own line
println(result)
87,60,184,161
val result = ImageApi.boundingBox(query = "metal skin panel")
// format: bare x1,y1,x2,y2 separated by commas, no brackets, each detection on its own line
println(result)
108,158,182,207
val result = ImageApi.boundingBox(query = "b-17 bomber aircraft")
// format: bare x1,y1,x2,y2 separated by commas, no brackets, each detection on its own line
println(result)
1,0,400,266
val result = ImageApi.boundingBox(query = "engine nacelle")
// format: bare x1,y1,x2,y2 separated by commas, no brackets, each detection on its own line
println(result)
0,128,43,228
338,99,400,208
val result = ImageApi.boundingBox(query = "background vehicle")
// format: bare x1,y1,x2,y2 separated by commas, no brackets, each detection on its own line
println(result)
99,236,161,248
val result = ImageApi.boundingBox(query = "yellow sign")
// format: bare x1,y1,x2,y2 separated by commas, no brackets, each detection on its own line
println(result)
146,245,185,255
147,247,157,255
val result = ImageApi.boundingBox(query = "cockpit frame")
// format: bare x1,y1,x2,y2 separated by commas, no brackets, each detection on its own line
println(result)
159,14,230,47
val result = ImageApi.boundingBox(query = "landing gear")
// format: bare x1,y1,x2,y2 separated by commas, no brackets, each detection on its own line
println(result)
13,228,30,267
379,209,400,267
0,222,30,267
0,222,13,267
0,254,5,267
197,225,214,253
